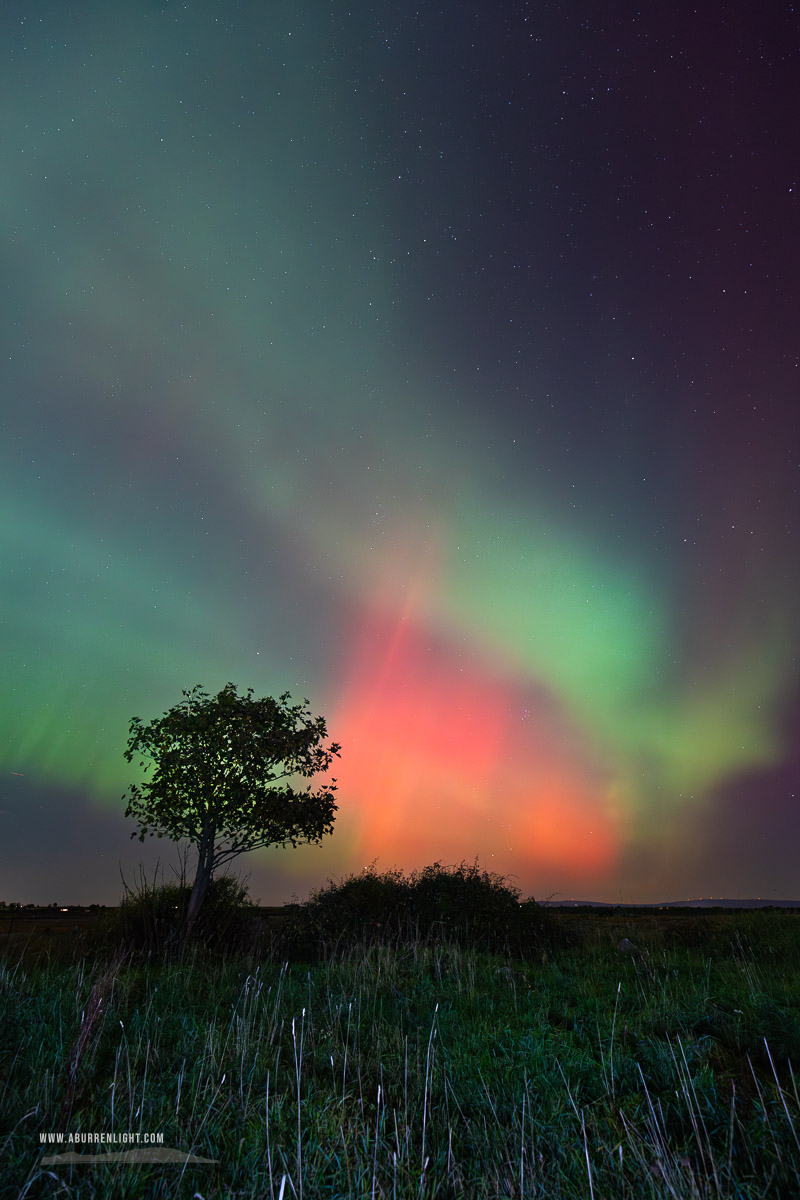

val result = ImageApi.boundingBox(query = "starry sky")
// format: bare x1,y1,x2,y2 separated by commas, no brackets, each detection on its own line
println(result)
2,0,799,905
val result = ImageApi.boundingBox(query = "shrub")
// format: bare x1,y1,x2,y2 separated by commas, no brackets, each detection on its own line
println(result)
93,872,257,958
410,860,520,942
278,864,410,959
279,860,565,961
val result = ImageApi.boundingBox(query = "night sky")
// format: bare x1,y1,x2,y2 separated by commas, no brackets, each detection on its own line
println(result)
3,0,799,906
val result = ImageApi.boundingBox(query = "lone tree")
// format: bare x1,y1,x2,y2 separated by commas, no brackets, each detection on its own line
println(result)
123,683,340,945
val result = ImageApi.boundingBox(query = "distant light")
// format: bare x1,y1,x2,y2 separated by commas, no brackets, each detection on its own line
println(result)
60,907,69,912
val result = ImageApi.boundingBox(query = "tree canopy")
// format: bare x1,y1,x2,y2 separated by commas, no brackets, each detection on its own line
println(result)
122,683,340,942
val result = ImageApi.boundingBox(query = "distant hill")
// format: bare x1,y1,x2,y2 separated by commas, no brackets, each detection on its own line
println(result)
539,898,800,909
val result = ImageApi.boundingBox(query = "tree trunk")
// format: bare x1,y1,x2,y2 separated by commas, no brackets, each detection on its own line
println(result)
179,823,215,947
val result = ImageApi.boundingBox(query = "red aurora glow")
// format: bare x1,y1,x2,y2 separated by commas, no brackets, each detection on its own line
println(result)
332,605,620,879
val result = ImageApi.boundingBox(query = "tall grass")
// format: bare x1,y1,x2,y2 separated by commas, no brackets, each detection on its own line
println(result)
1,890,798,1198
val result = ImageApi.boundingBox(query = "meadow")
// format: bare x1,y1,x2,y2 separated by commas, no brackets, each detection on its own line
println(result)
1,865,799,1199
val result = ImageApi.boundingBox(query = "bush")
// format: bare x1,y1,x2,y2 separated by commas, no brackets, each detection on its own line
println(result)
93,872,257,958
411,860,520,939
279,860,564,961
278,864,410,959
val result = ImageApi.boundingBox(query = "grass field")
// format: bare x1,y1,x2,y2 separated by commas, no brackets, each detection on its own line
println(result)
1,892,799,1199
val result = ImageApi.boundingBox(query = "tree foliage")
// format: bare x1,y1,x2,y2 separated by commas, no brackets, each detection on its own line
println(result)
122,683,340,944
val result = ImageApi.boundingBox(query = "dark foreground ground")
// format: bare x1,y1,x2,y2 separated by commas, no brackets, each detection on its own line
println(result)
0,905,286,959
2,901,797,959
1,906,799,1198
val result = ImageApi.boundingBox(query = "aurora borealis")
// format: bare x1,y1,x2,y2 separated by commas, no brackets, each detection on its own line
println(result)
2,0,798,904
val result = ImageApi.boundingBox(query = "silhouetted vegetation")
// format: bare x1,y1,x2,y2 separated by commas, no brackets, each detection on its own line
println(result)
278,859,566,961
91,870,259,958
3,903,799,1198
122,683,340,946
